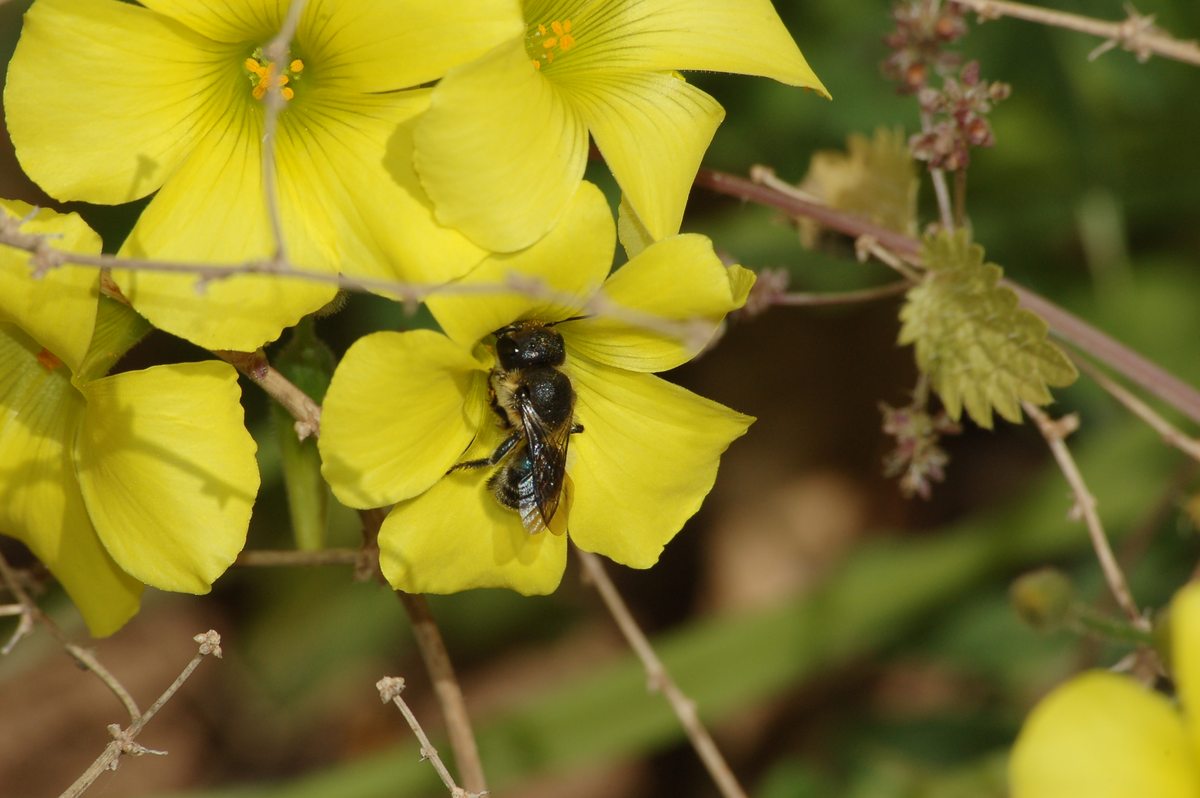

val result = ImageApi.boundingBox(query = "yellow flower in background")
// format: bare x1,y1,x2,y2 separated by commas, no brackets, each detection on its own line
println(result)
0,202,259,636
4,0,523,350
1009,582,1200,797
414,0,829,252
319,182,753,593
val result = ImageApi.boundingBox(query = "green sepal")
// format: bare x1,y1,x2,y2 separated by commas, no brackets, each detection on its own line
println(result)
898,230,1078,429
72,295,152,386
271,318,335,551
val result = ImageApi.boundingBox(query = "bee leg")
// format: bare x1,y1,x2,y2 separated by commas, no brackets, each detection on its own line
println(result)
570,423,584,434
446,431,521,474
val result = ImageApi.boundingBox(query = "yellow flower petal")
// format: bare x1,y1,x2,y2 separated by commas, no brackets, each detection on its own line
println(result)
75,362,259,593
545,0,828,95
138,0,279,42
0,201,100,373
425,181,614,349
616,193,655,259
1170,582,1200,758
564,357,752,567
566,235,754,372
286,89,486,287
5,0,237,204
0,324,141,637
379,462,568,595
319,330,488,509
414,37,589,252
114,96,337,351
1010,671,1200,798
299,0,523,92
567,70,723,241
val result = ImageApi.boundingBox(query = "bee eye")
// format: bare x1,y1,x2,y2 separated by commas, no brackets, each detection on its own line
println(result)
496,336,520,369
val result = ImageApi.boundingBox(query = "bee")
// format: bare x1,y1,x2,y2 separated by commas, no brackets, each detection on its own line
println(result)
449,320,583,533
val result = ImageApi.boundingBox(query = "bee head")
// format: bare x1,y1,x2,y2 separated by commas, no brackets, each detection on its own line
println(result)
495,324,566,370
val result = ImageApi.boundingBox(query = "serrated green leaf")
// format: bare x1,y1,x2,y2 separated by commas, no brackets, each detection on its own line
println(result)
898,231,1077,428
799,127,919,248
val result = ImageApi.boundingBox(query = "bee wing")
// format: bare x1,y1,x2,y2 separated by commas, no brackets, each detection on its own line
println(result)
516,400,571,534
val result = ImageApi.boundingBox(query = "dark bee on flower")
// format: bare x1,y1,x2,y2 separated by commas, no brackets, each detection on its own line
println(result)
449,320,583,533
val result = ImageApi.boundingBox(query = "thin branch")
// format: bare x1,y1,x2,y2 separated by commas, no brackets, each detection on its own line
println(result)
396,592,487,795
1074,358,1200,463
216,350,322,440
0,216,711,356
576,549,749,798
856,237,924,282
773,281,911,307
352,507,487,794
0,551,142,720
59,631,223,798
949,0,1200,66
1023,403,1149,632
1010,286,1200,428
693,167,1200,427
259,0,309,262
377,677,484,798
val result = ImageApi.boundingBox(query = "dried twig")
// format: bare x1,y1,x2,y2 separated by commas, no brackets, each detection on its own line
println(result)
1074,358,1200,464
0,551,142,720
0,215,711,354
377,677,485,798
59,631,223,798
576,549,749,798
396,593,488,795
216,350,322,440
1023,403,1149,632
949,0,1200,66
354,508,487,794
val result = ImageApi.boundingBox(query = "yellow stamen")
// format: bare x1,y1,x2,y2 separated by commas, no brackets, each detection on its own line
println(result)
244,49,304,103
526,18,575,71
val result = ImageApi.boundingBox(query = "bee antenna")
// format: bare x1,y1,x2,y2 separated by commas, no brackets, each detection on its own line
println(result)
549,315,589,326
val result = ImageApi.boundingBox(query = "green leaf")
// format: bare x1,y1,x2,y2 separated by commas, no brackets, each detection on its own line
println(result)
798,127,919,247
898,231,1077,428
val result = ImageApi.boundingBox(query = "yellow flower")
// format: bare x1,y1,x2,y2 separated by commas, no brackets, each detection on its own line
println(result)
414,0,829,252
0,202,259,635
318,182,753,593
1009,582,1200,796
4,0,523,350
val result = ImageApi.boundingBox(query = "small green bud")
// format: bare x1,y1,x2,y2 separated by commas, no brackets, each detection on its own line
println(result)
1010,568,1074,632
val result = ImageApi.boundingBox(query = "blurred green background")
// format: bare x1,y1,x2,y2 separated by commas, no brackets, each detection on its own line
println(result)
2,1,1199,796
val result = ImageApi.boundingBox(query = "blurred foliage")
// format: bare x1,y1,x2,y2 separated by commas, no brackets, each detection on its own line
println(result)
2,1,1200,797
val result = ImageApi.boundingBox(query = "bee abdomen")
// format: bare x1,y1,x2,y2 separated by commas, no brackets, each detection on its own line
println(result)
488,455,536,510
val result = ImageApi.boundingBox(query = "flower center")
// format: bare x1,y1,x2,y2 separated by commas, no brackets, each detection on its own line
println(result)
525,19,575,71
244,48,304,101
35,347,62,372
